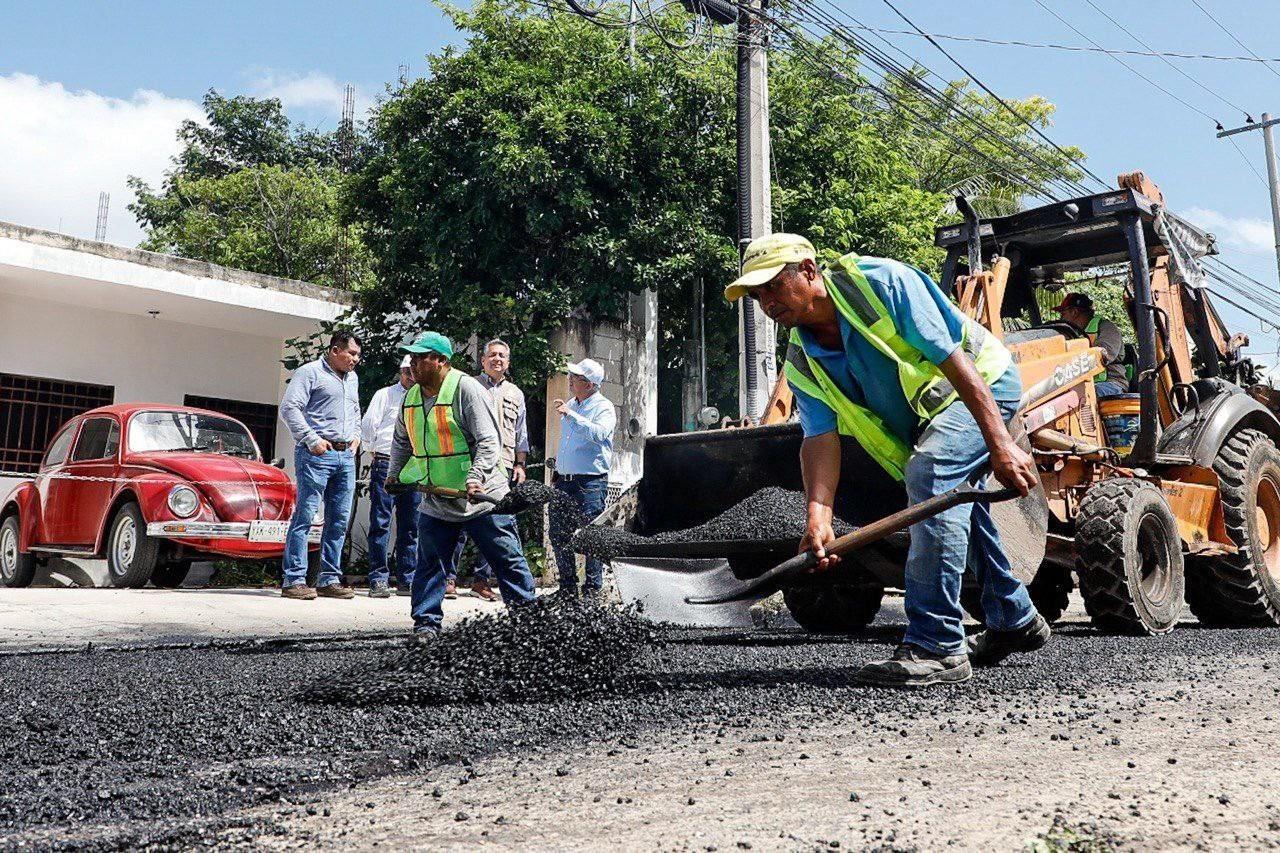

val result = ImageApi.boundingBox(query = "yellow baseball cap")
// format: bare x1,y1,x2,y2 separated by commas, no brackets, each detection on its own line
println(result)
724,233,817,302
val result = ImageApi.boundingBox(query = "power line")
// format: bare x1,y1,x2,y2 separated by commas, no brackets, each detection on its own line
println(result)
1187,0,1280,80
767,26,1059,201
876,0,1110,192
780,0,1093,199
797,0,1094,198
1031,0,1222,127
1225,134,1268,188
827,24,1280,65
1079,0,1251,120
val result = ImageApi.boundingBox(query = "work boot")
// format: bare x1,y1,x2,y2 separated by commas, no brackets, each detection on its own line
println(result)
444,578,458,600
281,584,317,601
396,583,413,597
471,579,498,602
967,612,1051,667
317,584,355,600
368,581,392,599
854,643,971,688
412,624,440,643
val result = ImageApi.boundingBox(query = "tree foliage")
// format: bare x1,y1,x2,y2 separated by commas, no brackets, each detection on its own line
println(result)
128,10,1091,428
351,3,1088,422
130,92,372,290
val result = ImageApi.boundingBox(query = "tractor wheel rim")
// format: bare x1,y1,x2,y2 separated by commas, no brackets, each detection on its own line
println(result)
1255,473,1280,580
1137,513,1173,606
114,517,136,570
1,527,15,578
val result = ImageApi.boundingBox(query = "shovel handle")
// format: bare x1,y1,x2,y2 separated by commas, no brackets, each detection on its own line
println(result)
392,483,499,505
686,485,1021,605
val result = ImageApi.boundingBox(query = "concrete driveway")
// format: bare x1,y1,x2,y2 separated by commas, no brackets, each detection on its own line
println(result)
0,587,501,651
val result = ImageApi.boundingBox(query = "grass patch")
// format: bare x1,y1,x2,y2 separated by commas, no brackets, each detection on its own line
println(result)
1029,816,1120,852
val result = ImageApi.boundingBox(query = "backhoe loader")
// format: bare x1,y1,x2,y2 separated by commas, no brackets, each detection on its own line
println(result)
596,172,1280,635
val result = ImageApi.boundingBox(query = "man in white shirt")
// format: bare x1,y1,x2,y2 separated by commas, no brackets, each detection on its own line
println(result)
360,356,420,598
550,358,616,598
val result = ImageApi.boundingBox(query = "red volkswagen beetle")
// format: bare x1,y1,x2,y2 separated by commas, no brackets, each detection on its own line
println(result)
0,404,321,588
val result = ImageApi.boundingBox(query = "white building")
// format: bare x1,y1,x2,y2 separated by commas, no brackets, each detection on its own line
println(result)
0,221,353,582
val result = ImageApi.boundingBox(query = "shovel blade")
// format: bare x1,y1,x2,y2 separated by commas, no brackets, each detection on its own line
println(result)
612,558,759,628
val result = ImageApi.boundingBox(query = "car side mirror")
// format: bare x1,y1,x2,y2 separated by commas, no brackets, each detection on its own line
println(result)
270,457,286,469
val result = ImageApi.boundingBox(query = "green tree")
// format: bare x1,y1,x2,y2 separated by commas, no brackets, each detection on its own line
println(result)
129,91,371,290
350,3,1003,422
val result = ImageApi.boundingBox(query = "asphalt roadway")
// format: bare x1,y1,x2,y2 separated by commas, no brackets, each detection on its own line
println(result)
3,596,1280,851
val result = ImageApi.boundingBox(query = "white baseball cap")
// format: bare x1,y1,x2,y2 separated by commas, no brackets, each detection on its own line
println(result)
400,355,412,369
567,358,604,385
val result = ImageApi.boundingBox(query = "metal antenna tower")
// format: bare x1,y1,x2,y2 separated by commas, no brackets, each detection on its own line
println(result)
94,192,109,242
335,85,356,289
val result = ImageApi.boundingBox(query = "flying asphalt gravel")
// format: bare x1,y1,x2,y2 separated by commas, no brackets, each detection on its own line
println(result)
4,609,1280,850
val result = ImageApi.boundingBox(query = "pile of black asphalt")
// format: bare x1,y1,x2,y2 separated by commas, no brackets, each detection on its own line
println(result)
574,486,857,558
301,595,656,706
3,621,1278,849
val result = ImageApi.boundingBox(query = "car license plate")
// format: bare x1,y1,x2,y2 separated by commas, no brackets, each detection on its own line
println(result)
248,520,290,543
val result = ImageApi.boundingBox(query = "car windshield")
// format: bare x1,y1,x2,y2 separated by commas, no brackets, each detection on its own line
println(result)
128,411,258,459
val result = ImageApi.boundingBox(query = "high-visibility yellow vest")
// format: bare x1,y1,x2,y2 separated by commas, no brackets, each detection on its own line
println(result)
398,370,473,489
1084,315,1122,384
783,254,1013,480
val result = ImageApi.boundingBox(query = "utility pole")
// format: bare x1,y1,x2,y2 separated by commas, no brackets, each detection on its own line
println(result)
1218,112,1280,286
735,0,776,422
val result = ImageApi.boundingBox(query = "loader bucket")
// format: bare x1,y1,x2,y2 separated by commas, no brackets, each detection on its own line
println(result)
632,423,906,536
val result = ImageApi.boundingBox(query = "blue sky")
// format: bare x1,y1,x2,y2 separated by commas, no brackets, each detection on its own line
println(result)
4,0,1280,354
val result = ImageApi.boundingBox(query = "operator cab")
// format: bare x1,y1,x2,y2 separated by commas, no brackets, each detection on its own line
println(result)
934,171,1249,464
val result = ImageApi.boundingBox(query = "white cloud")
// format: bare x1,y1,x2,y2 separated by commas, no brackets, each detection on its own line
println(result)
0,73,201,246
1183,206,1275,254
247,70,372,120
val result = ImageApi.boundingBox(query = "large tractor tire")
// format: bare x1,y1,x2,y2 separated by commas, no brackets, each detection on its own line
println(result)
1186,429,1280,626
783,571,885,634
1077,479,1184,635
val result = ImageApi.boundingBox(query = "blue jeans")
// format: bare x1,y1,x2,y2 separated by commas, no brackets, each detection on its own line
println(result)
902,398,1036,656
1095,379,1128,398
411,511,536,630
366,456,420,587
445,533,494,584
283,448,356,588
551,475,608,592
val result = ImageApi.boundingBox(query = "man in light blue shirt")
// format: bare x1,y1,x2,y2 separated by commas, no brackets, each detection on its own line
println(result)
550,358,616,597
279,331,363,600
726,233,1043,688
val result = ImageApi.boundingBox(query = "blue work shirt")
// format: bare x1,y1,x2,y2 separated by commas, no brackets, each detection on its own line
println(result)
280,357,361,450
555,390,616,476
791,256,1021,443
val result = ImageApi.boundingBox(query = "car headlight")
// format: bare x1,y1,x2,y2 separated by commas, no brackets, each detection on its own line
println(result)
167,486,200,518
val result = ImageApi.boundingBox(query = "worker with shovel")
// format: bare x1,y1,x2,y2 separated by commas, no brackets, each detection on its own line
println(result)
386,331,536,637
725,234,1048,687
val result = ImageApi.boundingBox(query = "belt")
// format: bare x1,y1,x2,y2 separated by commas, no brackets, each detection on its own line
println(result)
557,472,606,482
329,441,351,451
373,452,390,461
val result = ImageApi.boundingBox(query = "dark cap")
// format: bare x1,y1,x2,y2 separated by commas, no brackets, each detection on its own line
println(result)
1054,292,1094,313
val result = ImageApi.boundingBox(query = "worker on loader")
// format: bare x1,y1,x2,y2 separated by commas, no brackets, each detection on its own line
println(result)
1053,293,1129,397
725,234,1048,687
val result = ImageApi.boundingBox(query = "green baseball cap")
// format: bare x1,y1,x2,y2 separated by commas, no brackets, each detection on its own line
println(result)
401,330,454,358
